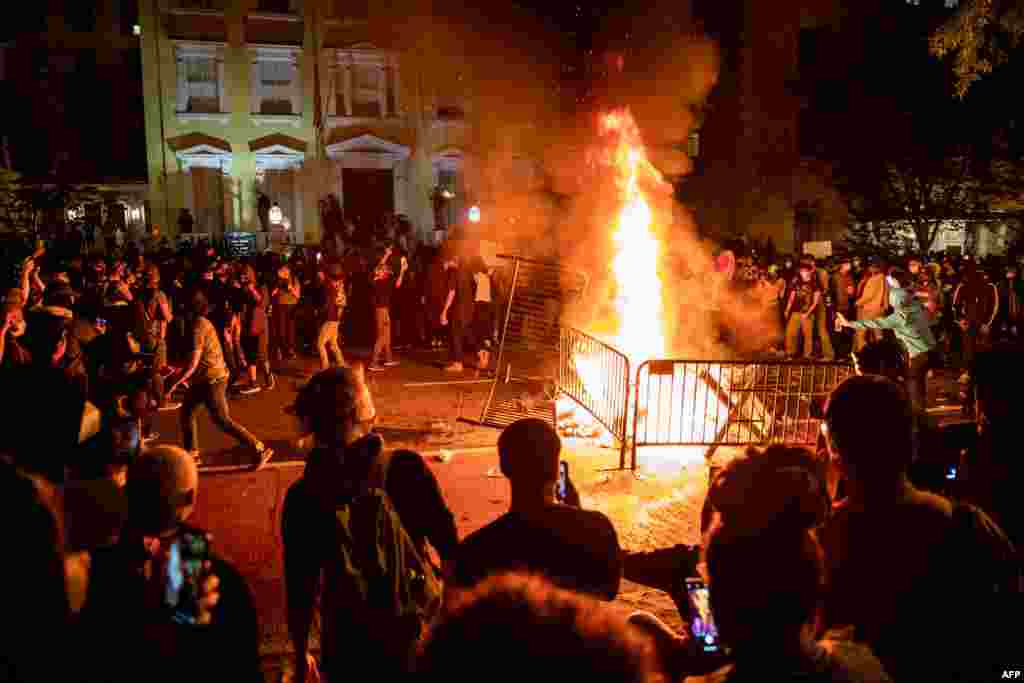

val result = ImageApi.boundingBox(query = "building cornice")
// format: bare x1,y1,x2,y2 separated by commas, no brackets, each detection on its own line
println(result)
176,112,231,124
248,44,302,61
173,41,227,58
252,114,303,127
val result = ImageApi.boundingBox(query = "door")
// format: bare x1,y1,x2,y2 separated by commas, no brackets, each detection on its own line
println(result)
342,168,394,243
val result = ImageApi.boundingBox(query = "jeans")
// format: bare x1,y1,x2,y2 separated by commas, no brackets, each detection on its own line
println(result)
784,314,814,358
181,379,260,453
813,307,835,360
317,320,344,370
151,340,168,407
371,307,392,365
451,316,470,364
271,303,296,358
906,351,930,418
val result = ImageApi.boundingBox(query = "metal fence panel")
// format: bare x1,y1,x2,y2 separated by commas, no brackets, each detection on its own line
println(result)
558,327,631,466
479,256,590,429
631,360,854,467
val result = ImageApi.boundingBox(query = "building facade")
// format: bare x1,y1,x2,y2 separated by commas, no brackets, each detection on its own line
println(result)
140,0,564,247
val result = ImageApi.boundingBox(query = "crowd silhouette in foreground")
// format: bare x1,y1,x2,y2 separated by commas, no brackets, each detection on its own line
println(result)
1,235,1022,682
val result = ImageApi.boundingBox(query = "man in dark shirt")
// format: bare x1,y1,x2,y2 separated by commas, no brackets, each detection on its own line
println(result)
282,366,458,682
783,262,822,359
440,248,477,372
452,418,622,601
368,245,406,371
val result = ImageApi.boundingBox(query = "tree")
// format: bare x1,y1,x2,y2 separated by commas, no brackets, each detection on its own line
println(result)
930,0,1024,98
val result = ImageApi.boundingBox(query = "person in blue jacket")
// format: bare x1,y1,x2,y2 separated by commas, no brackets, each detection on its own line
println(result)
836,270,936,418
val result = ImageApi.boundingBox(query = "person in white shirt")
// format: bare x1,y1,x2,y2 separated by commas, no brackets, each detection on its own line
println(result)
472,261,494,372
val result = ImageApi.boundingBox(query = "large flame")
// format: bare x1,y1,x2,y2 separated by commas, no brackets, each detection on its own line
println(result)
559,109,727,471
602,111,667,365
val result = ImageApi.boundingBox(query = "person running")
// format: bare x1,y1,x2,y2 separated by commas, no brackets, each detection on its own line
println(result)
167,291,273,467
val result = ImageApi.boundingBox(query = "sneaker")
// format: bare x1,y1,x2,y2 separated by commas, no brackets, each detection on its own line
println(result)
383,360,400,367
367,364,386,372
266,373,277,391
443,362,464,372
239,384,262,395
255,444,274,468
158,401,182,412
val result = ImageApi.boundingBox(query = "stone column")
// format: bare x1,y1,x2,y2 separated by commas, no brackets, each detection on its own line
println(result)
216,57,227,114
251,60,261,114
342,64,353,116
378,65,388,117
391,59,401,115
289,58,301,115
326,62,337,116
176,57,188,111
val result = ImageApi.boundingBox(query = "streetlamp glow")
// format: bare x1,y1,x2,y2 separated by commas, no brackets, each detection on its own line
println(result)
468,205,481,223
269,203,283,225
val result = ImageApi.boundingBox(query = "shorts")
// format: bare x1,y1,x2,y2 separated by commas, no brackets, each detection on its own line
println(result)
241,332,268,366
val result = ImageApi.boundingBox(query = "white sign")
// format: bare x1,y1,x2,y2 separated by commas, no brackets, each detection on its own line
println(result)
803,241,832,258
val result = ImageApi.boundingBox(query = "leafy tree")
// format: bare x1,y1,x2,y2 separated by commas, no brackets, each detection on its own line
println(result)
930,0,1024,98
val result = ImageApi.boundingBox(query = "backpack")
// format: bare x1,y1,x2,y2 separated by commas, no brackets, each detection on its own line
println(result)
325,449,443,650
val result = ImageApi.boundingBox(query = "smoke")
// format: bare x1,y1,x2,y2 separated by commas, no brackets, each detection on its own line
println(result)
550,27,778,359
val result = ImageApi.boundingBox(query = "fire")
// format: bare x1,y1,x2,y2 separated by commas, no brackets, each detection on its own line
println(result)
558,109,727,471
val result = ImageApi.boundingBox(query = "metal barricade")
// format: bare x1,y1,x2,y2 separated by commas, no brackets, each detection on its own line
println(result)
630,360,854,468
558,327,631,467
479,256,590,430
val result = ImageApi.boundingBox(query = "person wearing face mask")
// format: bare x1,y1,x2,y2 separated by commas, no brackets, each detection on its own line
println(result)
836,270,936,419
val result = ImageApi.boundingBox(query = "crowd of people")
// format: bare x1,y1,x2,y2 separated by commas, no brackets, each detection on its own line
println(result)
0,234,504,465
1,233,1022,683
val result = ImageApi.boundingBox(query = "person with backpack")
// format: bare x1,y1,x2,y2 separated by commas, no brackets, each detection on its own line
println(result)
282,365,458,681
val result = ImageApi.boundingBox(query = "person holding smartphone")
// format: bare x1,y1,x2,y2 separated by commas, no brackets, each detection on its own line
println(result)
77,446,263,683
451,418,621,601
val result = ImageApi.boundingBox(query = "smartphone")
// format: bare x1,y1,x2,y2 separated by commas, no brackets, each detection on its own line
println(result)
555,461,569,502
95,318,108,328
946,464,957,481
164,530,211,624
684,578,720,654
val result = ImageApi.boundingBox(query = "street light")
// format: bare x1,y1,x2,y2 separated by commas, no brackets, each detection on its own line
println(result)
269,203,283,226
468,205,481,223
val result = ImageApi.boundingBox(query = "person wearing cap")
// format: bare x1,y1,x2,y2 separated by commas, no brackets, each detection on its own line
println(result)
78,445,262,683
995,264,1022,340
853,258,887,352
783,262,823,360
166,291,273,466
451,418,621,602
831,257,856,352
282,366,458,682
809,258,836,361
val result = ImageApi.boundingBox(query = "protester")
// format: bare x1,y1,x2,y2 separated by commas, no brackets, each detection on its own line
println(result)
282,366,458,681
166,291,273,467
852,258,887,352
77,445,263,683
821,375,1020,682
317,260,347,371
783,262,822,360
452,418,622,600
238,264,275,393
419,573,663,683
368,244,405,371
270,263,300,362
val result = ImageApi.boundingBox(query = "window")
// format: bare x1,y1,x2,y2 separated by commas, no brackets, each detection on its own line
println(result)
177,51,222,113
253,56,299,115
352,64,382,118
257,0,301,13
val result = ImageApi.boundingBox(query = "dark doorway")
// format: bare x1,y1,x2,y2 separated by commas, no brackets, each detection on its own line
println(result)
342,168,394,244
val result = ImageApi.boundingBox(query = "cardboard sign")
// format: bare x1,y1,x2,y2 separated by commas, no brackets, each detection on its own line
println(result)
225,231,257,256
803,241,832,258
